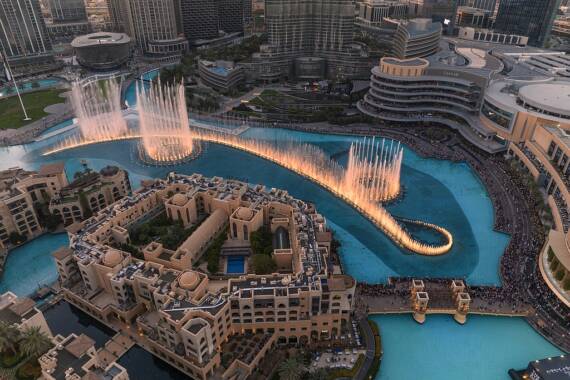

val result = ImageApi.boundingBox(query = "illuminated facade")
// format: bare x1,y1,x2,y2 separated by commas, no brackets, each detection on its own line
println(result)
54,173,356,380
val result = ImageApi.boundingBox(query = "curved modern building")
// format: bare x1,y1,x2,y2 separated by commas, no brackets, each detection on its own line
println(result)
387,18,442,59
484,78,570,306
481,79,570,143
358,55,506,152
71,32,131,70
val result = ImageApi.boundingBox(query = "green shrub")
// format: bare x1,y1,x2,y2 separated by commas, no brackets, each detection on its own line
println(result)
252,254,277,275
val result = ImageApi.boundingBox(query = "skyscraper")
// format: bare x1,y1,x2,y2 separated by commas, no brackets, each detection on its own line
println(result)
178,0,219,42
0,0,52,65
217,0,244,34
251,0,369,80
49,0,87,22
494,0,561,46
122,0,188,56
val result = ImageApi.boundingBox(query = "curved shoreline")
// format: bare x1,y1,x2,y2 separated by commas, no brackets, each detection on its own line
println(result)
43,129,454,256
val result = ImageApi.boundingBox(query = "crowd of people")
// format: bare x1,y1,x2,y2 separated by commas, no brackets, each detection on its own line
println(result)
331,124,570,351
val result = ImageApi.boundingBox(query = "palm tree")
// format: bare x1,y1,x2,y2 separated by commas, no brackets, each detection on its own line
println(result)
19,327,51,358
0,322,20,355
278,357,305,380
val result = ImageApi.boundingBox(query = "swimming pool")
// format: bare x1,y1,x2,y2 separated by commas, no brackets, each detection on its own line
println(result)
226,256,246,274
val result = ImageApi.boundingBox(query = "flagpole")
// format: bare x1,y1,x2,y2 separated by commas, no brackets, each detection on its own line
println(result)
1,51,31,121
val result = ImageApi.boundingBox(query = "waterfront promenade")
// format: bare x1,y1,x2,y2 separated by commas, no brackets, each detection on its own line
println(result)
356,280,530,319
284,122,569,352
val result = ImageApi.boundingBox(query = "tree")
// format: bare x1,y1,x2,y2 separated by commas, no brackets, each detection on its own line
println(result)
278,357,305,380
0,322,20,355
19,327,51,358
250,227,273,256
252,254,277,275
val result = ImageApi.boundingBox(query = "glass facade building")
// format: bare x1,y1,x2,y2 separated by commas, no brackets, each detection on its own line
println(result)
494,0,561,46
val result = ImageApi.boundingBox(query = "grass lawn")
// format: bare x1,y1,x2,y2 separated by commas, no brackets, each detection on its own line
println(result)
0,89,66,130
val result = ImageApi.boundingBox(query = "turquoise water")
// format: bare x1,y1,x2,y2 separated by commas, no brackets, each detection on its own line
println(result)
5,127,509,285
0,233,68,297
226,256,246,274
0,78,62,96
124,69,159,107
0,116,561,379
372,314,563,380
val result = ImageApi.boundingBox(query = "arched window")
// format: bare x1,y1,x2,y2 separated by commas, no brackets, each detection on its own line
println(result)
243,225,248,240
232,223,238,238
177,210,182,221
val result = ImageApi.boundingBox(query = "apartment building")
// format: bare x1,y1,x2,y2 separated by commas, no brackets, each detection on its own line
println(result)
0,163,68,249
49,166,131,225
54,173,356,380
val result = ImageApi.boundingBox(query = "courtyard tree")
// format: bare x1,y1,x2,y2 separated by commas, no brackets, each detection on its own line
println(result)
278,357,305,380
19,327,51,358
0,322,20,355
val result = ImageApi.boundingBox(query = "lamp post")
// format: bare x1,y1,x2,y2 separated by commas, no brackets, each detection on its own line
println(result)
0,50,31,121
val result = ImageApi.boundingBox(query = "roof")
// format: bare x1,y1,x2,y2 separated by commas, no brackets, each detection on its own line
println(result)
528,355,570,379
66,334,95,358
71,32,131,48
39,162,65,176
52,247,73,260
9,298,35,316
518,83,570,118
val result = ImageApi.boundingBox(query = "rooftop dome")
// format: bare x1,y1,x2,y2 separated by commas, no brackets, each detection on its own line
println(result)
171,193,188,207
235,207,254,221
102,249,122,267
179,271,200,290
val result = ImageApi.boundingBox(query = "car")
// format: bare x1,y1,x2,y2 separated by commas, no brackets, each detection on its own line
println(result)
351,358,356,364
353,349,358,354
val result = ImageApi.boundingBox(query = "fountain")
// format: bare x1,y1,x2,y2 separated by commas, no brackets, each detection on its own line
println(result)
44,81,453,256
136,81,198,165
344,137,403,202
71,79,128,141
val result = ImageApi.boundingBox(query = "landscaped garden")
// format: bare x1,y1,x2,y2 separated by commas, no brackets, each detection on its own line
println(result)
0,322,52,380
250,227,277,275
0,89,66,130
129,213,202,251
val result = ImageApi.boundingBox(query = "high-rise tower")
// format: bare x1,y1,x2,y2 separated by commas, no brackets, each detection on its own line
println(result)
122,0,188,56
251,0,369,80
49,0,87,22
494,0,561,46
0,0,52,65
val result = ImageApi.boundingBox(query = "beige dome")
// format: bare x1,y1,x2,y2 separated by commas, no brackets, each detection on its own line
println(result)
235,207,254,221
179,271,200,290
171,193,188,207
102,249,122,267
